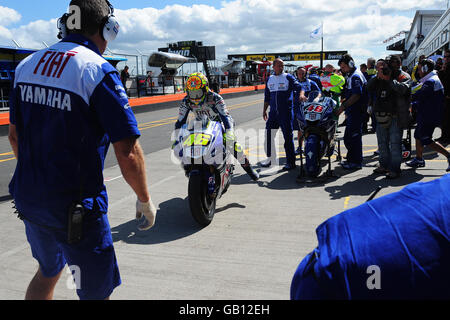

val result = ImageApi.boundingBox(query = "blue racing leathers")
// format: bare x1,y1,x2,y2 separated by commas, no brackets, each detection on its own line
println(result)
264,72,302,166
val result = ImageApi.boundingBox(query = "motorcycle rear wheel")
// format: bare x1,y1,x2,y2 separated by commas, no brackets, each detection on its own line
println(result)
188,174,216,227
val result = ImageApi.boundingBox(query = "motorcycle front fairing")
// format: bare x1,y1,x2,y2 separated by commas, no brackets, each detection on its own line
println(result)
173,118,233,197
297,99,336,140
298,97,338,177
173,119,228,167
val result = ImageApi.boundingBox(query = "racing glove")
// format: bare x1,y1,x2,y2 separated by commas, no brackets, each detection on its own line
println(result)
224,129,235,142
136,198,157,231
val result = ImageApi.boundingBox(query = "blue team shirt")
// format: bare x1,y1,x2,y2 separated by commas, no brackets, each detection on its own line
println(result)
412,72,445,127
343,69,367,115
9,34,140,228
291,174,450,299
264,72,302,115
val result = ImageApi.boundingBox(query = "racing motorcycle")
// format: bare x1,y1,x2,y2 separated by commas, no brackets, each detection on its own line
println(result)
296,95,338,179
172,117,234,227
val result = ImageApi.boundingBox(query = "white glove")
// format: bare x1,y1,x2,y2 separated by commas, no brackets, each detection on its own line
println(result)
136,199,157,231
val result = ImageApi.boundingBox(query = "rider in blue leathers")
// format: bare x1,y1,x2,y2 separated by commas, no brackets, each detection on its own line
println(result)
262,58,302,170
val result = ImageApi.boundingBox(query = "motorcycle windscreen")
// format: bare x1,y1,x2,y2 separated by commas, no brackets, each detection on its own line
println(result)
179,120,226,165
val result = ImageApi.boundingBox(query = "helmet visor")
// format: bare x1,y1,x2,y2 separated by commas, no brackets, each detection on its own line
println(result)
188,89,204,100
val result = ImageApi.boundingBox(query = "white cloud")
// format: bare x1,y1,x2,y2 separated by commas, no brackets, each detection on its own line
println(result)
0,6,21,27
0,26,13,41
376,0,447,10
2,19,58,49
0,0,445,68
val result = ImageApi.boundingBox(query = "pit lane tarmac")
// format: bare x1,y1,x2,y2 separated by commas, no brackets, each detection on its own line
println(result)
0,92,449,299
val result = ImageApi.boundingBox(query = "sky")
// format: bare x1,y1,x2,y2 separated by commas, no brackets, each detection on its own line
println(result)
0,0,448,73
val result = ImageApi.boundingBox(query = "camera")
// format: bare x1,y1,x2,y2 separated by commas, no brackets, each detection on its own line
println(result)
382,66,391,76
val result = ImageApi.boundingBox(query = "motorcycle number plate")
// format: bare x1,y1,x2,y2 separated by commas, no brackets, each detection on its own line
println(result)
306,113,317,121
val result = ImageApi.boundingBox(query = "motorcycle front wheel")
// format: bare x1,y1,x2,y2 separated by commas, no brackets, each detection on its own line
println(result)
188,173,216,227
304,134,321,178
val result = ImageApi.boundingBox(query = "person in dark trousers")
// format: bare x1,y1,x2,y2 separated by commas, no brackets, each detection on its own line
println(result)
386,55,413,162
437,49,450,143
367,59,410,179
406,59,450,172
335,54,367,170
366,57,378,133
360,63,371,134
291,174,450,300
8,0,157,300
120,65,130,95
261,58,302,171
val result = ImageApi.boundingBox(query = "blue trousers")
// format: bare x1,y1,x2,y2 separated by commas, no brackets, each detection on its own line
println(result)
344,112,363,165
265,109,296,166
376,117,402,173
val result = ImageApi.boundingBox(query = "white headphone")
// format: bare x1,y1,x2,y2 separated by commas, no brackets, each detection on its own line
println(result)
101,1,120,42
57,0,119,42
348,59,355,69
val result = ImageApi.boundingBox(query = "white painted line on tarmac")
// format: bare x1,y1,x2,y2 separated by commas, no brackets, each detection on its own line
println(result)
108,173,181,209
104,175,123,182
0,243,29,261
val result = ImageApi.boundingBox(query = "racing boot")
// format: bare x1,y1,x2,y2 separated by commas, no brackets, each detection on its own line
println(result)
242,158,260,181
232,139,259,181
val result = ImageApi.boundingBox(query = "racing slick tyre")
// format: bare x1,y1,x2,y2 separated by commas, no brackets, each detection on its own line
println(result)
304,134,321,178
188,173,216,227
